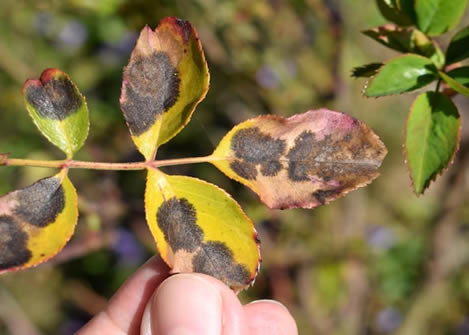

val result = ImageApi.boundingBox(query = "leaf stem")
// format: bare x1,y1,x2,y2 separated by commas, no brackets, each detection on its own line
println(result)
3,155,220,171
435,78,442,93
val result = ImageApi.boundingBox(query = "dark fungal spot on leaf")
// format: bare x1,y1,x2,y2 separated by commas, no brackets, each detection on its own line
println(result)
286,130,379,187
25,78,81,121
122,52,180,135
0,215,32,270
286,131,316,181
230,160,257,180
231,127,286,179
14,177,65,227
192,241,251,287
313,188,343,205
157,197,202,252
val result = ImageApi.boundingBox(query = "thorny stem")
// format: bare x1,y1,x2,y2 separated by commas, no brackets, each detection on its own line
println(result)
3,155,220,171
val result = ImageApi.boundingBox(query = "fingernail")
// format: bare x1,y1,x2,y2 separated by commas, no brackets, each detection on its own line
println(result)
248,299,290,312
151,274,222,335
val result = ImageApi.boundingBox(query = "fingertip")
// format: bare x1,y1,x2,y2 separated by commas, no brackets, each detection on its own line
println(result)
244,300,298,335
149,274,223,335
143,273,249,335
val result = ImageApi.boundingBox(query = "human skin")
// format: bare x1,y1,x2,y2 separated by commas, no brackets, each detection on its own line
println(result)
77,256,298,335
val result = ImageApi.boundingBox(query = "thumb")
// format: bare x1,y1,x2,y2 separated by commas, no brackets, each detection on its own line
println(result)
140,273,248,335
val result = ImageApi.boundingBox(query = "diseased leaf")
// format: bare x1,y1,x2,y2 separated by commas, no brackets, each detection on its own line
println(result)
351,63,383,78
376,0,413,25
120,17,209,160
365,54,437,97
362,25,444,67
446,25,469,65
439,71,469,98
145,169,260,291
23,68,89,158
415,0,468,36
405,92,461,194
210,109,387,209
0,170,78,273
446,67,469,87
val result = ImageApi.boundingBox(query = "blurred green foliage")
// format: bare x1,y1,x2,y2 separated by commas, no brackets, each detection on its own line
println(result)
1,1,469,334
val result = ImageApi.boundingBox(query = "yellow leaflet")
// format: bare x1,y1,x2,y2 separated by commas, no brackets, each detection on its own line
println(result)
145,168,260,291
121,17,209,160
0,169,78,273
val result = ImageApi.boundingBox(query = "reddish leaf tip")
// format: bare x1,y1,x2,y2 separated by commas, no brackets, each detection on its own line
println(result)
22,68,68,95
158,17,194,44
21,79,41,96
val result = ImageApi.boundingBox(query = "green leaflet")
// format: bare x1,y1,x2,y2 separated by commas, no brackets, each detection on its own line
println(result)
446,25,469,65
415,0,468,36
365,54,437,97
362,26,444,68
405,92,461,194
22,69,89,158
376,0,414,26
446,67,469,87
439,71,469,98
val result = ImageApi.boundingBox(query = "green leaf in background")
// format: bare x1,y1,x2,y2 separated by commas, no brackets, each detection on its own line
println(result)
22,69,89,158
439,71,469,98
405,92,461,194
351,63,383,78
376,0,414,26
446,25,469,65
446,66,469,87
145,169,260,291
415,0,468,36
362,25,444,67
398,0,417,22
0,169,78,273
365,54,438,97
120,17,209,161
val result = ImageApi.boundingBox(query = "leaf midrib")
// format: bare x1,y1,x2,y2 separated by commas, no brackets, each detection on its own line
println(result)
414,100,432,192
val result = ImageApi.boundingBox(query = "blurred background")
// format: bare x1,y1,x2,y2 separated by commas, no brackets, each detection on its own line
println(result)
1,0,469,334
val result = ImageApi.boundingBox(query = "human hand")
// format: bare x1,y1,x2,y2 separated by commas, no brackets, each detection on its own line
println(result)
77,256,298,335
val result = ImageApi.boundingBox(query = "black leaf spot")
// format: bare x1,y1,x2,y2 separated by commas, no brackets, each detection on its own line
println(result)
14,177,65,227
193,241,250,287
0,215,32,270
157,197,202,252
231,127,286,179
122,52,180,135
230,160,257,180
25,78,81,120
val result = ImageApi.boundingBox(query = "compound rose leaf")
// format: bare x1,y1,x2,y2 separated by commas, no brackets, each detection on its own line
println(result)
0,169,78,273
23,68,89,158
120,17,209,160
210,109,387,209
145,169,260,291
